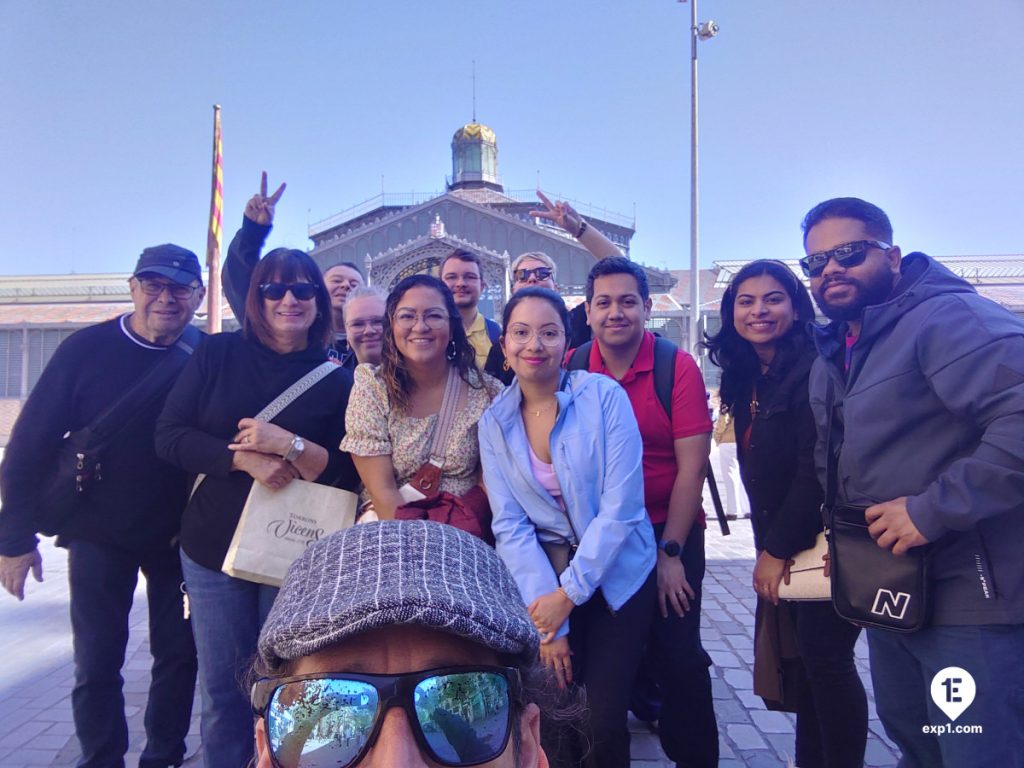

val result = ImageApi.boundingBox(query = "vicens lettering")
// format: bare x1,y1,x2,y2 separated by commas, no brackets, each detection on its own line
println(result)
266,518,325,544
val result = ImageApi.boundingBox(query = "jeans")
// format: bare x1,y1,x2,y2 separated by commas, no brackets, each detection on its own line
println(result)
631,525,719,768
544,570,656,768
67,539,197,768
792,600,867,768
180,550,278,768
868,623,1024,768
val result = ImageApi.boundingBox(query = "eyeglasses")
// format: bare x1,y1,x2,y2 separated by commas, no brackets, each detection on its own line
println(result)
513,267,553,283
393,309,449,330
505,323,565,348
251,665,521,768
800,240,891,278
134,278,200,300
260,282,319,301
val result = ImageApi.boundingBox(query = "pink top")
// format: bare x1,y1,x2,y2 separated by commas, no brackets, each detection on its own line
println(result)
528,444,563,501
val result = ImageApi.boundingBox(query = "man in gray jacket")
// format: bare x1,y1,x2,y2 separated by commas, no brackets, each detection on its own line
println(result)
802,197,1024,768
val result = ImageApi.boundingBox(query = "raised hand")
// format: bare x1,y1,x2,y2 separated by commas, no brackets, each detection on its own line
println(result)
530,190,583,237
243,171,287,226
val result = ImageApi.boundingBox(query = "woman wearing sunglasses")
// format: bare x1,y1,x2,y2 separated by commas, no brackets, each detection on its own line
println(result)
341,274,501,520
703,260,867,768
478,287,656,767
156,248,360,768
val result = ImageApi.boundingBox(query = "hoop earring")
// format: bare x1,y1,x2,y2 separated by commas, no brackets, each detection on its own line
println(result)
502,357,510,372
446,341,457,361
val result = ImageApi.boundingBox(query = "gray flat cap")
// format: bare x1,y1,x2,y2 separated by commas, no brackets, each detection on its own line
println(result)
258,520,539,667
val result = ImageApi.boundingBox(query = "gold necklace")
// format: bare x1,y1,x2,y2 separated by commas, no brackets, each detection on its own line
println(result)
523,400,557,418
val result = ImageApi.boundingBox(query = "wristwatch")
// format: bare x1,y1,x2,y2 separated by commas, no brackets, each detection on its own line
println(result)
658,539,682,557
283,434,305,463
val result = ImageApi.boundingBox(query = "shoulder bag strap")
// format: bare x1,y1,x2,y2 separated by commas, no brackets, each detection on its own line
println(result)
88,323,202,443
424,366,465,466
255,361,338,423
190,359,337,500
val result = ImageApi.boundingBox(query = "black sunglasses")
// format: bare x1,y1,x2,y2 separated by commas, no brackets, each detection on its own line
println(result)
259,282,318,301
800,239,891,277
251,665,521,768
513,266,553,282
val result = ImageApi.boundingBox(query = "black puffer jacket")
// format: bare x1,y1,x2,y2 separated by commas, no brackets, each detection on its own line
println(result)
729,336,823,559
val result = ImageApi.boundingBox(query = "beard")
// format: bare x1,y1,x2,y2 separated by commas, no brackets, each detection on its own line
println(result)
812,267,895,322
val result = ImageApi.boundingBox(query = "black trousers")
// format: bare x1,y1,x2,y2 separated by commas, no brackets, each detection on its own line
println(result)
792,601,867,768
544,570,656,768
631,524,719,768
68,539,197,768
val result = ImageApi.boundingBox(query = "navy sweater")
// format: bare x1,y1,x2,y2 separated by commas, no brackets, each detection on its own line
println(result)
0,316,198,556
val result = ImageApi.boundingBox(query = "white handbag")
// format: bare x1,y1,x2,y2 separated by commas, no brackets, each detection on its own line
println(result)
777,532,831,601
222,478,357,586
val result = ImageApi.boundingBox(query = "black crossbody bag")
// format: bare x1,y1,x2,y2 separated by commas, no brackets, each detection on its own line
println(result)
36,324,201,536
823,381,931,633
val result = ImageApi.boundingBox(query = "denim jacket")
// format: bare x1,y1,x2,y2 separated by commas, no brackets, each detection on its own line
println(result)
479,371,656,638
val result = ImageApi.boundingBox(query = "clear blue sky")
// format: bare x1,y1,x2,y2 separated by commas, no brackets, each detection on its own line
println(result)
1,1,1021,277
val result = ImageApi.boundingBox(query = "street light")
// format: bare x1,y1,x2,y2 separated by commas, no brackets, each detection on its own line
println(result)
681,0,719,357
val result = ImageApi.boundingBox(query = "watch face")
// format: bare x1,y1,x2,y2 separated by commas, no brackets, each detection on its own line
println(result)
661,540,681,557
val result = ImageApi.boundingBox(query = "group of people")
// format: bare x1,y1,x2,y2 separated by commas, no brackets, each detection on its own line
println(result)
0,184,1021,768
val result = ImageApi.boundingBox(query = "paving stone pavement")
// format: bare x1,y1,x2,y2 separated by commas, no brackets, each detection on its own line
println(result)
0,522,900,767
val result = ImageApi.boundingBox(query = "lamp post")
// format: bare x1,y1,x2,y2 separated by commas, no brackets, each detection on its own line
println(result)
682,0,719,356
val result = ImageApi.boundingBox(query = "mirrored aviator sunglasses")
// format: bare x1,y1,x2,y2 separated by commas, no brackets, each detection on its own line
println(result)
252,666,521,768
260,282,319,301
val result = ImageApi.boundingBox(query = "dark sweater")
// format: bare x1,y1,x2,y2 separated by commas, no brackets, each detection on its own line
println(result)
729,337,823,559
0,316,199,556
155,331,358,570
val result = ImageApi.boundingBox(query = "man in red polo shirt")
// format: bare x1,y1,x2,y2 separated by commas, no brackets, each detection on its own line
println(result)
578,256,717,768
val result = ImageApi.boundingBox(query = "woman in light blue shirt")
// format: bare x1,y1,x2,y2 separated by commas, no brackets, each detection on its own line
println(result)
478,286,656,768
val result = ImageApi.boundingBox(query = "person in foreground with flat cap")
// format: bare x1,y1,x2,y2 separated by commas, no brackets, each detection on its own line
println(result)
250,520,555,767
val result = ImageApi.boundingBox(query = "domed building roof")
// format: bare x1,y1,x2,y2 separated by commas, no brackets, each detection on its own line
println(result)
452,122,496,144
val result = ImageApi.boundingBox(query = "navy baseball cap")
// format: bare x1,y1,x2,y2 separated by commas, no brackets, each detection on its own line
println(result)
133,244,203,285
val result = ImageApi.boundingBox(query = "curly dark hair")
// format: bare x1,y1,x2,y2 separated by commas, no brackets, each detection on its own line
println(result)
243,248,333,350
702,260,815,409
379,274,483,413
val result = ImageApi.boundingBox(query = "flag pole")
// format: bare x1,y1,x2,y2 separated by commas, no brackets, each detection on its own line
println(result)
206,104,223,333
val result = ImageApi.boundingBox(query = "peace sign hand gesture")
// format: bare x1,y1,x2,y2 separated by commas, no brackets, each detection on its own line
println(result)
530,190,583,238
243,171,287,226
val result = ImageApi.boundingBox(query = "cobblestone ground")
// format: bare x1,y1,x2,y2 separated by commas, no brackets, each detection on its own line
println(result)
0,523,900,767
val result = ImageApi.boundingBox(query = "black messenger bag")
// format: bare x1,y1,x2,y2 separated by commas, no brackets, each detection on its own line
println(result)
36,325,200,536
822,382,931,633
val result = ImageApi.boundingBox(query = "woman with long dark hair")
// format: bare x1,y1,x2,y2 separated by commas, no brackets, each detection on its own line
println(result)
479,287,656,768
341,274,501,519
156,247,359,767
704,260,867,768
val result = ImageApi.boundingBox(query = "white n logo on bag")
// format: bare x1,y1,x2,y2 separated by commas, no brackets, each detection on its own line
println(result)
871,589,911,619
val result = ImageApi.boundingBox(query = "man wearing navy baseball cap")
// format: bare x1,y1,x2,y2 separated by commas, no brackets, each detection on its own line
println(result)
0,243,205,767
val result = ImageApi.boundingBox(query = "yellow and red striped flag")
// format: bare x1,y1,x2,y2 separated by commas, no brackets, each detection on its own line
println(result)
206,104,223,332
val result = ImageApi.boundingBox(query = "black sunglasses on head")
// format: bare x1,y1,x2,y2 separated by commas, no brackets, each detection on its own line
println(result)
252,665,521,768
259,282,318,301
800,239,891,277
